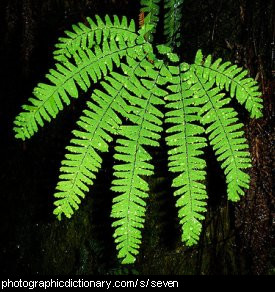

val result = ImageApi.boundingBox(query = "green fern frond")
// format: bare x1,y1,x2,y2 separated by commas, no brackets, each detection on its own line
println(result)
140,0,161,42
194,50,263,119
13,31,147,140
164,0,184,49
190,67,252,201
165,63,207,245
111,60,166,264
53,15,137,62
53,76,128,219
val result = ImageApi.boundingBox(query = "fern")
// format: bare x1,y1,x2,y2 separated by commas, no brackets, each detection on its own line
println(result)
190,63,252,201
165,63,208,245
164,0,184,49
13,1,263,265
53,75,127,219
111,59,166,263
53,15,137,62
14,22,146,140
193,50,263,119
53,31,153,220
140,0,161,42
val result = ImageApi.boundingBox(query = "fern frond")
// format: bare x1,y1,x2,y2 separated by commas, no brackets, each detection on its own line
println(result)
140,0,161,42
164,0,184,49
13,34,146,140
165,63,207,245
53,76,128,219
111,59,166,264
194,50,263,118
190,67,252,201
53,15,137,63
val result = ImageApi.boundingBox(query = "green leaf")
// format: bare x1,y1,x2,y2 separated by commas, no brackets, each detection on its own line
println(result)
164,0,184,49
111,61,166,264
14,34,146,140
192,69,252,201
53,15,137,61
193,50,263,119
165,64,207,245
140,0,161,42
53,75,128,219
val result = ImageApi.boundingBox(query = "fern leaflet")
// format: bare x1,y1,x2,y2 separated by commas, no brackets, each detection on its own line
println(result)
53,15,137,62
190,66,252,201
165,63,207,245
111,59,166,264
194,50,263,118
53,76,128,219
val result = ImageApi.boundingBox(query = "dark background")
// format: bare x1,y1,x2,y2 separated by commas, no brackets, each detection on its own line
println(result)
0,0,274,275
